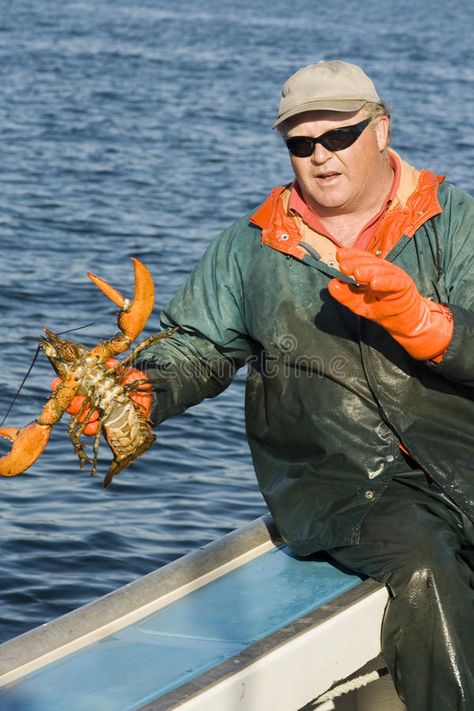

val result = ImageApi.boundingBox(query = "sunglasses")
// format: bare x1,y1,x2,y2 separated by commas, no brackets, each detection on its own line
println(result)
285,118,371,158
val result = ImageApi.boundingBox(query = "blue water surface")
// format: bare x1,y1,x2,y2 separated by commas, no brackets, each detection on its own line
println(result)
0,0,472,643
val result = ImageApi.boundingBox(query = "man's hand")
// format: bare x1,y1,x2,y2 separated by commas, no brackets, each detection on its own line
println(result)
51,359,153,436
328,248,453,361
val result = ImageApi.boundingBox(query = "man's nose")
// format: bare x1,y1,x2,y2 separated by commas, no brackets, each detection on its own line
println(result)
311,142,332,163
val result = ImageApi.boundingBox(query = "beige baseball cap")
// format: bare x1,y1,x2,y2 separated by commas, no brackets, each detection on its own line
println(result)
273,60,380,129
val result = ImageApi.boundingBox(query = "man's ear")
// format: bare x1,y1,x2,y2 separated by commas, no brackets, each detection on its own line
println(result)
375,114,390,151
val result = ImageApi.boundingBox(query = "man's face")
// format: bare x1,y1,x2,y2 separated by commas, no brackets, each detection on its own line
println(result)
284,109,390,217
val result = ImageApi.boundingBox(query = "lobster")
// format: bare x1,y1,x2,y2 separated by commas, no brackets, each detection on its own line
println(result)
0,258,175,487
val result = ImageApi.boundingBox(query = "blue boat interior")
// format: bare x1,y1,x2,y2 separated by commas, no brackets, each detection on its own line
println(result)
0,546,363,711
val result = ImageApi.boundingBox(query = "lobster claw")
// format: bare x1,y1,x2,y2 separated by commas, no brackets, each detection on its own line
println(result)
0,422,51,477
87,258,155,342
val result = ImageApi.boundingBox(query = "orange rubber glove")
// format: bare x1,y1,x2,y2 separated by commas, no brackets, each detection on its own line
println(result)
328,248,453,361
51,358,153,436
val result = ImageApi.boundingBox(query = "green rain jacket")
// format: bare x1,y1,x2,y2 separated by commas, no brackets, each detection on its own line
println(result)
136,172,474,556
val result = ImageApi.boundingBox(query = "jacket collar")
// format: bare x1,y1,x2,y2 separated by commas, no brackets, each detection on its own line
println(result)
250,153,444,259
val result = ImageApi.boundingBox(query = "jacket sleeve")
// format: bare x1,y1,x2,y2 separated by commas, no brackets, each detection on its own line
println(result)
427,185,474,386
135,221,255,424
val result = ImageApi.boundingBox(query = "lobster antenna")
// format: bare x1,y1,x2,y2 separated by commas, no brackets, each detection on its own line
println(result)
1,322,96,426
17,322,96,341
57,322,96,337
0,345,42,426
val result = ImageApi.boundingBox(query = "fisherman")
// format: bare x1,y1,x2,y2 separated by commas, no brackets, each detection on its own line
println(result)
75,61,474,709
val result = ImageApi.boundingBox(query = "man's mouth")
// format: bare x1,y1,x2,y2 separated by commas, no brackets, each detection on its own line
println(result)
315,171,341,182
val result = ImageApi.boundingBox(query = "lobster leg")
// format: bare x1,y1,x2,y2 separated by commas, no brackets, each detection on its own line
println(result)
88,258,155,360
91,422,103,477
118,327,178,367
69,406,95,470
68,396,104,477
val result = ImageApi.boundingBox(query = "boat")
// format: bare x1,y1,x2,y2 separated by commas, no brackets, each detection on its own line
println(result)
0,515,404,710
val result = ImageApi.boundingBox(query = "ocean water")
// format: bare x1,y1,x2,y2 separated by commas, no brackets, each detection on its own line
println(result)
0,0,472,643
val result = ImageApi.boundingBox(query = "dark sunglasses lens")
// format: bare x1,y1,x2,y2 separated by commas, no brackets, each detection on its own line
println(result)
286,119,371,157
286,137,314,157
322,130,359,152
321,119,371,151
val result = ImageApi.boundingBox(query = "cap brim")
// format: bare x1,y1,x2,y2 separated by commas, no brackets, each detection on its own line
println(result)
272,99,369,129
